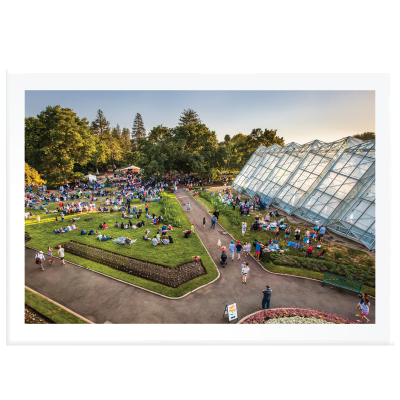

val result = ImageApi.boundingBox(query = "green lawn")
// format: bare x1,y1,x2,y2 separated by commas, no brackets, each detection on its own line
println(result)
25,193,218,297
25,288,89,324
194,191,376,297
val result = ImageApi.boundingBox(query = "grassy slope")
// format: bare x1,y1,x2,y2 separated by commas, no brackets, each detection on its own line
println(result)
25,288,89,324
25,193,218,298
195,192,375,297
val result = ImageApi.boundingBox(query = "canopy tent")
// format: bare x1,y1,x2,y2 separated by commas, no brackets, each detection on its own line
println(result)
120,166,141,172
84,174,97,182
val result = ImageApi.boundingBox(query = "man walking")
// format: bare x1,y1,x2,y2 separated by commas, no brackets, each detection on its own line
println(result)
262,285,272,309
211,215,217,229
35,250,45,271
236,241,243,261
255,241,262,260
229,240,236,261
57,245,65,266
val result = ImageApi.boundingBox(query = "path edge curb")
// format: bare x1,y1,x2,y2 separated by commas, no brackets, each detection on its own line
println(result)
25,286,95,324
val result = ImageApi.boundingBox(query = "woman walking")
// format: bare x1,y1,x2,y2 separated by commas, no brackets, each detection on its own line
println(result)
241,262,250,283
203,217,206,228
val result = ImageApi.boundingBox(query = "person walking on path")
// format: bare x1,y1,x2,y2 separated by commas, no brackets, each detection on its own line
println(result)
47,246,54,265
211,215,217,229
229,241,236,261
355,293,371,323
203,217,206,228
236,241,243,261
262,285,272,309
57,245,65,265
35,250,45,271
241,262,250,283
187,202,191,211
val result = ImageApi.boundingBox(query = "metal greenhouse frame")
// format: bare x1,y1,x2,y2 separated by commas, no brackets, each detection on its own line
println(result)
231,137,375,250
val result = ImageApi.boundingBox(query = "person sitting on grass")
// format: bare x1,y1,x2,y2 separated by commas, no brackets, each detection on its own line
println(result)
151,236,159,246
101,235,112,241
88,229,97,235
162,237,170,245
114,221,120,228
81,228,87,235
66,224,72,231
71,223,78,230
161,230,167,237
121,222,125,229
184,229,192,238
103,222,108,229
167,224,173,231
124,223,129,229
143,232,150,240
125,237,133,245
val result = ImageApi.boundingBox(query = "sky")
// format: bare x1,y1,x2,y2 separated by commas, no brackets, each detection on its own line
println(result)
25,90,375,144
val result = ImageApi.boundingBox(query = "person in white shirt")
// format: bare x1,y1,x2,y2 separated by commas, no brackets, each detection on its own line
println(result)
57,245,65,265
71,224,76,230
66,225,72,231
241,263,250,283
35,251,46,271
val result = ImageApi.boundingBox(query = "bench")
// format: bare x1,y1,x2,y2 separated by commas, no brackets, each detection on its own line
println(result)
322,272,363,294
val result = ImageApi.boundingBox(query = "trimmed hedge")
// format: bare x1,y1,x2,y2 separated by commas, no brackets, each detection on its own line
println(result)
63,241,206,288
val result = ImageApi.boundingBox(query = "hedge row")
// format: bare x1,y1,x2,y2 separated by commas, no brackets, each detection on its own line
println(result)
63,241,206,288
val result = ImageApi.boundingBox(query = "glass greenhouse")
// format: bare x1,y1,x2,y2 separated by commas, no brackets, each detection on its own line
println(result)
232,137,375,250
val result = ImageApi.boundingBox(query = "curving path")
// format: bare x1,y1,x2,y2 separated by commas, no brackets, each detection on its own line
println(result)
24,188,375,324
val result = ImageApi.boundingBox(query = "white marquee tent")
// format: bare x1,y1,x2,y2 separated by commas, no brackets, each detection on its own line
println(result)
84,174,97,182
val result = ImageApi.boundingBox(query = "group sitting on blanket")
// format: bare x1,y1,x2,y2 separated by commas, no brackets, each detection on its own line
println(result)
54,224,78,234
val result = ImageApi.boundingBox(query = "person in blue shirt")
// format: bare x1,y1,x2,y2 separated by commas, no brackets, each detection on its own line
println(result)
211,215,217,229
319,226,326,242
255,241,263,261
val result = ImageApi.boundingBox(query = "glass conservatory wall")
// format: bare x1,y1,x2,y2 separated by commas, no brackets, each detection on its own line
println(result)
272,137,361,214
257,141,322,205
327,179,375,249
244,144,286,198
294,140,375,231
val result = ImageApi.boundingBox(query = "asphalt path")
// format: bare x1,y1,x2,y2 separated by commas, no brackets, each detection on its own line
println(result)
25,188,375,324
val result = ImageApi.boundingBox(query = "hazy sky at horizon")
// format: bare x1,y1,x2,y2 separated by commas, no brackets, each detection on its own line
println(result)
25,90,375,144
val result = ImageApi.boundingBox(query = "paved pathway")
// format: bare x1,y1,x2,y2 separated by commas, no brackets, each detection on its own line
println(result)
25,188,375,324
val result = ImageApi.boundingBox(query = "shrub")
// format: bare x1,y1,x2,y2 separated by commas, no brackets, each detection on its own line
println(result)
313,267,320,272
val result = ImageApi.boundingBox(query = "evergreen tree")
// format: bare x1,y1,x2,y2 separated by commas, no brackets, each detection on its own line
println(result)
178,108,201,126
91,109,111,136
224,134,231,143
132,113,146,143
111,124,121,139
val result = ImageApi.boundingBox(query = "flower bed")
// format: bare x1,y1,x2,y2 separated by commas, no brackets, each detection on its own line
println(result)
239,308,355,324
25,305,53,324
62,241,207,288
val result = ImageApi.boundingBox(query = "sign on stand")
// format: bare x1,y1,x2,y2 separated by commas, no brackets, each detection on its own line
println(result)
223,303,238,322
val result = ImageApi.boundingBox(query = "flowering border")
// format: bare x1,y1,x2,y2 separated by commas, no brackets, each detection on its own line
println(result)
238,307,355,324
62,241,207,288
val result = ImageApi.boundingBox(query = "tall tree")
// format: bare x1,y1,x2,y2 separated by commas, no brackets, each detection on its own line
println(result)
90,109,111,136
224,134,231,143
25,105,96,186
353,132,375,141
132,113,146,144
178,108,201,126
111,124,122,139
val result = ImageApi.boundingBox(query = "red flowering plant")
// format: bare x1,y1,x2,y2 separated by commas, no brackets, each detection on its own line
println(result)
240,307,356,324
63,241,206,288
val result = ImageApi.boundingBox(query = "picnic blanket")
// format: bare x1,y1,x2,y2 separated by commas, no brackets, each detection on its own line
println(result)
113,237,137,245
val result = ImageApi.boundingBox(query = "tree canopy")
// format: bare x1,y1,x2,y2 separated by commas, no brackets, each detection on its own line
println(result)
25,105,96,186
353,132,375,141
25,162,46,185
178,108,202,126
